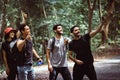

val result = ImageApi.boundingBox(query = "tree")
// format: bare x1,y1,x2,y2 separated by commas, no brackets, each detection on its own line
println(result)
87,0,97,33
86,0,115,47
100,0,115,46
0,0,7,41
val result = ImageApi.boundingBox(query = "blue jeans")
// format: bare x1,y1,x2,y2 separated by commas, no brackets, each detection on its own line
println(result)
49,67,72,80
17,65,35,80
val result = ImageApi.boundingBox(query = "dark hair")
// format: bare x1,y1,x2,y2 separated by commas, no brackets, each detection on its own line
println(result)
4,31,17,41
19,23,26,32
70,25,79,33
53,24,62,30
4,33,9,41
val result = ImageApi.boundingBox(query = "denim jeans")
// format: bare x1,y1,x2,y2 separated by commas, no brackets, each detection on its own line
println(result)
49,67,72,80
17,65,35,80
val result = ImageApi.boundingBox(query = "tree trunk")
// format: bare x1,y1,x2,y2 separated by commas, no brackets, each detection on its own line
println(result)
98,0,102,21
0,0,7,41
87,0,97,33
42,0,47,18
100,0,115,45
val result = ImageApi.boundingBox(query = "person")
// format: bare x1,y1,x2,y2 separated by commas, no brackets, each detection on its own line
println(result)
46,24,72,80
68,23,104,80
16,23,42,80
1,27,18,80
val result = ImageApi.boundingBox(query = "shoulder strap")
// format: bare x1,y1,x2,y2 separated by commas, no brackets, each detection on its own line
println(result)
9,40,17,49
51,37,55,52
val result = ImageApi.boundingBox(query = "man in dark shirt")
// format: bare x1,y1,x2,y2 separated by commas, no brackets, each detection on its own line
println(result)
16,23,42,80
68,22,103,80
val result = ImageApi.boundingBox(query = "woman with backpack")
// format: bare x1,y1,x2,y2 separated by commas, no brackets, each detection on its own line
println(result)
1,27,18,80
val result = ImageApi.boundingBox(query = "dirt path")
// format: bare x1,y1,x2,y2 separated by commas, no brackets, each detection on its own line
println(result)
34,55,120,80
0,45,120,80
34,61,74,80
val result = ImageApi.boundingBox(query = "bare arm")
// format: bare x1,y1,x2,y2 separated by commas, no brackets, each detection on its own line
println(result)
2,49,9,75
68,51,76,62
46,49,51,66
90,22,103,38
68,51,84,65
32,48,42,61
17,39,26,52
46,49,53,72
17,35,32,52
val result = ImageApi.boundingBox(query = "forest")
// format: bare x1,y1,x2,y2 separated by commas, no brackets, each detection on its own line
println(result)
0,0,120,76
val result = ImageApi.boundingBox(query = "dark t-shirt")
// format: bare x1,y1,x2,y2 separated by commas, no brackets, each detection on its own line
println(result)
24,39,33,65
1,41,16,66
69,33,94,64
16,38,33,66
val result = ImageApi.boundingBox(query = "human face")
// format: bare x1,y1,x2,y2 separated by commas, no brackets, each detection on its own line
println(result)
72,27,80,37
9,31,15,39
22,25,31,36
55,25,63,35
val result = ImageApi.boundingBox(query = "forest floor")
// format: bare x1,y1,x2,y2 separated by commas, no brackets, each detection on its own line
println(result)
34,45,120,80
0,45,120,80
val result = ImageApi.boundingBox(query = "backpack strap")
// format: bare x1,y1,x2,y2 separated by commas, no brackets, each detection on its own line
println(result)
51,37,55,52
9,40,17,50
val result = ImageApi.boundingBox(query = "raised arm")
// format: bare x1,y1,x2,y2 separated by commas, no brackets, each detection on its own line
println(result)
90,22,103,38
17,39,26,52
17,35,32,52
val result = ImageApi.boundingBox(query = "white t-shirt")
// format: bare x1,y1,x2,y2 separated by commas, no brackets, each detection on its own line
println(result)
47,36,69,67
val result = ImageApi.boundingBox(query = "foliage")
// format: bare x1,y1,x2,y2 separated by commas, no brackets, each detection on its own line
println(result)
0,0,120,67
0,0,119,74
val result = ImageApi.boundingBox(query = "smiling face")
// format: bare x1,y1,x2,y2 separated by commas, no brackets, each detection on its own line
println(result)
72,27,81,38
9,31,15,39
22,25,31,36
54,25,63,35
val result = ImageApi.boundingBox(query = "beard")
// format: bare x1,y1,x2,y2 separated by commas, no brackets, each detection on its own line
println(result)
57,31,63,35
74,32,80,37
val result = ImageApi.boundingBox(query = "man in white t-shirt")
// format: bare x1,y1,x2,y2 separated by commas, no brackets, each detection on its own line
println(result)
46,24,72,80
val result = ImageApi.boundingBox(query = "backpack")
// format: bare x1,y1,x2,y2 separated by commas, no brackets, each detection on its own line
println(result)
9,40,17,50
